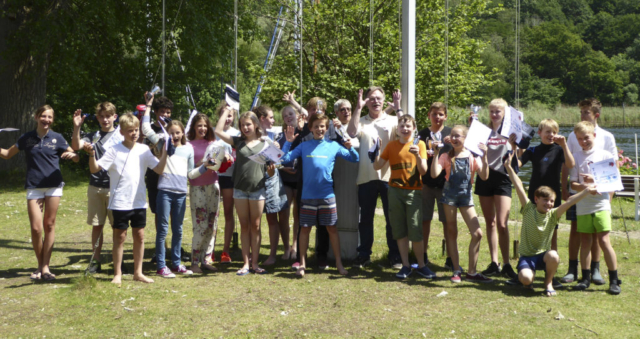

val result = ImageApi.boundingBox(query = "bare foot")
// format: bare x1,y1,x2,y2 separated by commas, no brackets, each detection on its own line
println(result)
281,251,290,260
295,266,305,277
263,256,277,266
133,274,154,284
337,266,348,276
290,250,297,261
191,264,203,274
111,275,122,285
201,263,218,272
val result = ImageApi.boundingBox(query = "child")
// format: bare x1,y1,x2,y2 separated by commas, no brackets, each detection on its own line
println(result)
569,121,621,295
0,105,79,281
418,102,452,267
560,98,618,285
431,125,492,283
505,151,597,296
474,98,518,280
215,110,272,275
215,104,240,264
141,95,207,278
374,115,435,279
518,119,575,253
71,102,119,274
253,105,290,266
280,113,358,277
87,113,167,284
187,113,221,273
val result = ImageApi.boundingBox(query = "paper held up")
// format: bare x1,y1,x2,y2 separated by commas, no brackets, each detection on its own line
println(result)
464,120,492,156
588,158,623,193
248,140,284,165
0,128,19,132
500,106,524,143
225,85,240,111
204,143,226,171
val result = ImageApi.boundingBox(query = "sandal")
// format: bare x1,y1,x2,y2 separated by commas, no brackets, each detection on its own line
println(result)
544,289,557,297
252,267,268,275
30,270,41,280
236,268,250,276
295,266,306,277
42,273,56,281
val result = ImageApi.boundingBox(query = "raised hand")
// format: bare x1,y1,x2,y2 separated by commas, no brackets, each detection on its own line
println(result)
392,90,401,110
72,109,85,128
478,143,488,154
553,135,567,146
333,118,342,130
285,125,299,143
409,144,420,157
355,89,369,111
503,150,514,169
282,90,296,104
508,133,517,148
145,91,154,106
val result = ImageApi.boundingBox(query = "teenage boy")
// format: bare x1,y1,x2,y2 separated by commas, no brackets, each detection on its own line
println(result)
570,121,621,295
560,99,618,285
347,87,405,268
86,113,167,284
505,152,596,296
71,102,120,274
418,102,452,267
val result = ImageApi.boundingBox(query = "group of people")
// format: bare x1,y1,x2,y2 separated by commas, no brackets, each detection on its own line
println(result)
0,87,622,295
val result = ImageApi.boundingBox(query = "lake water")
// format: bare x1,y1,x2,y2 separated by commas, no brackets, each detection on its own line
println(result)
518,126,639,186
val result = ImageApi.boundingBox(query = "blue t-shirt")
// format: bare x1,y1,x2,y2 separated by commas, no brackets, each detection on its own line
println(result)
16,130,69,189
281,138,358,200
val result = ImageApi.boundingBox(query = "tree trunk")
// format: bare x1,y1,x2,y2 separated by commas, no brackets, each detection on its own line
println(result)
0,13,48,173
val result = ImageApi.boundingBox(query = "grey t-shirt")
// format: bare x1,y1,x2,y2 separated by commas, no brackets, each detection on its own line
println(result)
231,136,267,192
485,129,513,175
82,130,117,188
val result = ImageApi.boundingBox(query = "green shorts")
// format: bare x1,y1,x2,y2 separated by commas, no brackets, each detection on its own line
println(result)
388,186,423,242
577,210,611,234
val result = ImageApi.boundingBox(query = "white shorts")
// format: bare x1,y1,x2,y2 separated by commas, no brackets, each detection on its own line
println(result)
26,187,63,200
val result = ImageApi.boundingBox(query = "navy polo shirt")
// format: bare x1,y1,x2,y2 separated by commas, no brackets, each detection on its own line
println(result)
16,130,69,189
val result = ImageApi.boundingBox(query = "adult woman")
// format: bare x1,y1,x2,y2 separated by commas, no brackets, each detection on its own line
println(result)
0,105,79,280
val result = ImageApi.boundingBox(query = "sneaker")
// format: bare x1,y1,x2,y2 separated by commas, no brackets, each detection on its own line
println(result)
591,264,605,285
317,257,329,270
444,257,453,270
173,264,193,275
291,262,300,270
87,260,102,274
396,266,413,279
157,267,176,278
390,256,403,270
505,278,522,286
560,271,576,284
573,278,590,291
501,263,518,280
466,272,494,283
415,266,436,279
353,256,371,268
552,278,564,289
450,270,462,283
608,279,622,295
220,252,232,264
481,262,501,276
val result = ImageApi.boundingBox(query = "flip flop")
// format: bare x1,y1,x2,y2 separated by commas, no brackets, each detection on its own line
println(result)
252,267,268,275
30,271,41,280
42,273,56,281
236,268,250,276
544,289,557,297
295,266,306,277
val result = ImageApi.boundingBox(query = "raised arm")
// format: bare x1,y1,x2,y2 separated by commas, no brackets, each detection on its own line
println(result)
282,90,308,117
347,89,366,138
556,184,598,217
152,144,168,175
85,144,102,173
409,141,427,176
71,109,85,151
141,93,160,144
504,151,528,208
430,144,444,179
555,135,575,169
0,145,19,160
214,108,235,146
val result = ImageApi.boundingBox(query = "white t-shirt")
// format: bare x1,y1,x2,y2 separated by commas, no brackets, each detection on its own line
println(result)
354,113,398,185
570,148,612,215
567,125,618,161
97,143,160,210
216,127,240,177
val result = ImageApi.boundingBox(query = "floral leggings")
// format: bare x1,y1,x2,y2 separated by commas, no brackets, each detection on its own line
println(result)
189,183,221,265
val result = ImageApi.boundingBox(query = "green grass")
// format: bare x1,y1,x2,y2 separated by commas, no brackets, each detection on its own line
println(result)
1,169,639,337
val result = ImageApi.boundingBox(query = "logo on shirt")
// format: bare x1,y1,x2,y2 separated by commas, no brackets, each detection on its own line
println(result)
543,157,549,162
52,139,57,144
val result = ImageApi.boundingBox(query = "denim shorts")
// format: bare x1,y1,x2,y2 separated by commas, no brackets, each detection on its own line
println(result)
440,186,474,207
233,188,266,200
517,251,547,272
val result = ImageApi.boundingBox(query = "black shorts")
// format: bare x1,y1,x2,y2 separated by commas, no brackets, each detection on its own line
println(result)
112,209,147,230
146,171,159,214
219,176,234,190
474,171,512,197
283,180,297,190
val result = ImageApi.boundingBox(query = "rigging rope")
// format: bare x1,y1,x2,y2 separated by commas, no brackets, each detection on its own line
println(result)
370,0,374,86
444,0,449,108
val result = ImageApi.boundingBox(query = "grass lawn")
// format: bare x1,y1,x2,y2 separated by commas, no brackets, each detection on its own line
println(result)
0,169,639,337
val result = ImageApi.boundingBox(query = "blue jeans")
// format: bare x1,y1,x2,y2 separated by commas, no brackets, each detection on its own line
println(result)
357,180,400,260
156,190,187,269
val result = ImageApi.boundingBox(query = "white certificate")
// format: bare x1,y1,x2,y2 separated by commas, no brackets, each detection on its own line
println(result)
204,143,226,171
248,140,284,165
588,158,623,193
500,106,523,143
0,128,19,132
464,120,492,156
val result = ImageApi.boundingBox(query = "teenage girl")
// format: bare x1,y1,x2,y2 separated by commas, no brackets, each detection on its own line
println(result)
215,110,274,275
0,105,79,281
253,105,290,265
216,105,240,264
187,114,221,273
431,125,493,283
142,96,207,278
473,99,519,280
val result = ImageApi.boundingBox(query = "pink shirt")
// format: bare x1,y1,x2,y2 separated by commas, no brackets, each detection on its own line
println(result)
189,139,218,187
438,152,483,184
